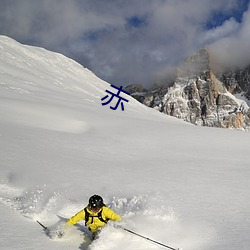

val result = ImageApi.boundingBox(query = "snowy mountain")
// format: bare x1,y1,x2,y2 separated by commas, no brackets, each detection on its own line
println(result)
126,49,250,130
0,36,250,250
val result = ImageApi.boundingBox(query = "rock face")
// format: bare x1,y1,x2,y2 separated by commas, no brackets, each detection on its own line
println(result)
217,66,250,100
125,49,250,130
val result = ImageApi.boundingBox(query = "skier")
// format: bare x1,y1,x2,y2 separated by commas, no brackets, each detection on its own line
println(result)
66,194,121,239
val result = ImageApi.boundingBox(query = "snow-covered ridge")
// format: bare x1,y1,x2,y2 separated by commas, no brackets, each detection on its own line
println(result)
0,35,152,134
0,35,111,103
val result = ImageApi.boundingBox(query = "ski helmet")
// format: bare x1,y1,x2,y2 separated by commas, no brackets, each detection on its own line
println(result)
89,195,104,210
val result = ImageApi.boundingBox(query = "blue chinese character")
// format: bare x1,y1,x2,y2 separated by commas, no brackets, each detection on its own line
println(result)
101,85,130,111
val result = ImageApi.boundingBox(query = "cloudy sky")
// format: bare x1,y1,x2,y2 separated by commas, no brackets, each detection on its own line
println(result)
0,0,249,87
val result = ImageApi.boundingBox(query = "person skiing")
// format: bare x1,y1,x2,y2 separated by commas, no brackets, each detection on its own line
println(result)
66,194,121,239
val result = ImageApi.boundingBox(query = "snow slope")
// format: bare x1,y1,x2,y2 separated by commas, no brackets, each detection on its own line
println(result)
0,36,250,250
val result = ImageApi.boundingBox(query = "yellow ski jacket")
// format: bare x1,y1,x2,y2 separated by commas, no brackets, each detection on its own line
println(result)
67,206,121,233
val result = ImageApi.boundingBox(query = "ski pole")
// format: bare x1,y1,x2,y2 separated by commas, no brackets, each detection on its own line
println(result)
122,227,180,250
37,220,48,231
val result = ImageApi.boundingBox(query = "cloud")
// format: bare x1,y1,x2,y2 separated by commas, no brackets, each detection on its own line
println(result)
209,4,250,69
0,0,249,87
200,18,240,45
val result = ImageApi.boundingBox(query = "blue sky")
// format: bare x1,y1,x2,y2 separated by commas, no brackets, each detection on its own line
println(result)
0,0,249,87
206,0,249,28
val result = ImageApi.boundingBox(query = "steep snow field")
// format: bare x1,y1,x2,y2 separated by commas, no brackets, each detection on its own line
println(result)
0,36,249,250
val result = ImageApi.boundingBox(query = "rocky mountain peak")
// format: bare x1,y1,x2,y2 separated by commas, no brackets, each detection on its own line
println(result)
177,49,210,78
126,49,250,130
